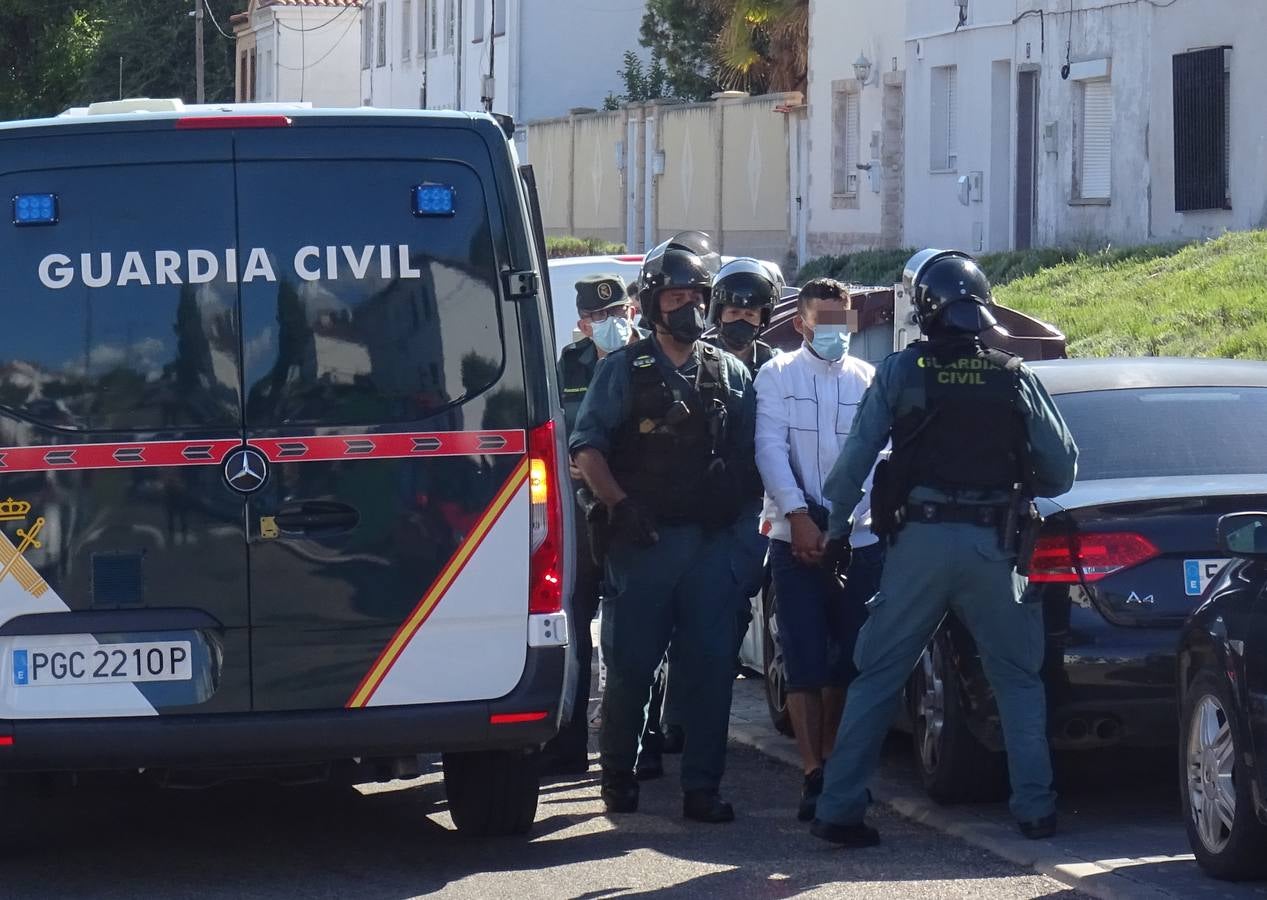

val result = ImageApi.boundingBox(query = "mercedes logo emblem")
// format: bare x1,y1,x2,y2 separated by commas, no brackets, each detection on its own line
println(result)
224,447,269,494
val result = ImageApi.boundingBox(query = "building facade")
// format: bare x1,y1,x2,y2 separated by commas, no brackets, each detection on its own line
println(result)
358,0,646,121
230,0,363,108
807,0,1261,256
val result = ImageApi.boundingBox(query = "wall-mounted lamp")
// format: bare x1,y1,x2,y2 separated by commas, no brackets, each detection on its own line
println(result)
853,52,874,86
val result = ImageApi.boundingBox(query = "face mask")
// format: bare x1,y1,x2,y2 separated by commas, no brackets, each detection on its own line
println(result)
809,325,850,362
719,319,760,352
663,303,706,344
591,315,632,353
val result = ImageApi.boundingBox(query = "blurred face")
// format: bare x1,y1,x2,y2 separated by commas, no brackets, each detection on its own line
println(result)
720,306,762,326
793,297,851,339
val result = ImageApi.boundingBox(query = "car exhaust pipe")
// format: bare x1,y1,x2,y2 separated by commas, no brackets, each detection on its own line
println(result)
1063,718,1089,741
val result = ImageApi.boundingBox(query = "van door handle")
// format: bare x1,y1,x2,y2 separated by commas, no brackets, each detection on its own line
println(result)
273,501,359,535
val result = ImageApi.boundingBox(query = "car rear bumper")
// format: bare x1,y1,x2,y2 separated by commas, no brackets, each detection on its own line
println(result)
0,646,566,773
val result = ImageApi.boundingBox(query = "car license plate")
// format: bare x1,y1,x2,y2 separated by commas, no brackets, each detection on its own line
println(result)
12,641,192,687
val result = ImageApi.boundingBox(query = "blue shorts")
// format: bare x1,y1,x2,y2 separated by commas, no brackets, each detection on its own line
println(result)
769,540,883,692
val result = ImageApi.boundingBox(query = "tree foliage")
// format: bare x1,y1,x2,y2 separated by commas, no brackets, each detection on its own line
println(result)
0,0,238,122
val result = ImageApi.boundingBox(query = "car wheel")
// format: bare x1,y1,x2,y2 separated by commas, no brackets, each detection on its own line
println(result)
909,628,1006,804
763,584,794,737
1181,670,1267,881
442,749,540,836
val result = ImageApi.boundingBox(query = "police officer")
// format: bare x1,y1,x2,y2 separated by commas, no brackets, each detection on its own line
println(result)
570,241,757,823
540,274,641,774
650,258,782,769
810,250,1078,847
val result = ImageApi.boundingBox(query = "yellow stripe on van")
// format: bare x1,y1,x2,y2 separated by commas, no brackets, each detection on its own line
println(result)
346,457,530,709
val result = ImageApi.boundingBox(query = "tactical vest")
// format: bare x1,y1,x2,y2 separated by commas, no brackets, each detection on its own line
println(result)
607,338,728,524
890,339,1027,495
558,338,598,435
706,336,776,375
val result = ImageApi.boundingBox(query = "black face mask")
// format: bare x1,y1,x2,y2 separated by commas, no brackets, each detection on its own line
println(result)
662,303,706,343
719,318,759,352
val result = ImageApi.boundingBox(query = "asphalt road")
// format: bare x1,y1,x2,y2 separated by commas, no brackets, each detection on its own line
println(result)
0,743,1084,899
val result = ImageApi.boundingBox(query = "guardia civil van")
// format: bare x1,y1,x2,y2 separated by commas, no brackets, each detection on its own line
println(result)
0,100,573,836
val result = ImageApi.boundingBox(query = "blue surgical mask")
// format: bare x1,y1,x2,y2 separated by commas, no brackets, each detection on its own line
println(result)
591,315,633,353
809,325,850,362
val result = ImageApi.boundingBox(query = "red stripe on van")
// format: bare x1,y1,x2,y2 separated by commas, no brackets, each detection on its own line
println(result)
0,431,526,473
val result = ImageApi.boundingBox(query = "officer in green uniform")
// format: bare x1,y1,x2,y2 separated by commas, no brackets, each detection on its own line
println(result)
648,258,782,769
810,250,1079,847
570,242,757,823
540,274,641,774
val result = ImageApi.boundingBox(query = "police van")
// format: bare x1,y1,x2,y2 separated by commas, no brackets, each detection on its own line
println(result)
0,100,572,836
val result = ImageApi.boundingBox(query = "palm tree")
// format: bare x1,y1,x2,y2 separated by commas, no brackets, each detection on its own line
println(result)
712,0,809,96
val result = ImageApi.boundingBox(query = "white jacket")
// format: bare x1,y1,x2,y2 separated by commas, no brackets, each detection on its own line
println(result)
754,344,878,546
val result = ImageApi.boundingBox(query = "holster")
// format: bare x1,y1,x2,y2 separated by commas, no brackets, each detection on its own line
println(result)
870,459,906,543
1015,501,1044,577
576,486,609,566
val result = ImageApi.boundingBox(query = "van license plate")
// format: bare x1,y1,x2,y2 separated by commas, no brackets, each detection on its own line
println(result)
12,642,192,687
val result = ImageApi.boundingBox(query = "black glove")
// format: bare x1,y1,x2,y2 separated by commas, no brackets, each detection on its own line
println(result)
821,535,852,585
609,498,659,548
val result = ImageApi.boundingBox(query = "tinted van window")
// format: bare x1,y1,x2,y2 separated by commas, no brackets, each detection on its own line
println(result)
0,162,242,431
1055,387,1267,481
237,159,505,428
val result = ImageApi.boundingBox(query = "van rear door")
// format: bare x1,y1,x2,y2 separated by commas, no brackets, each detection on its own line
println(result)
0,128,252,717
233,124,532,712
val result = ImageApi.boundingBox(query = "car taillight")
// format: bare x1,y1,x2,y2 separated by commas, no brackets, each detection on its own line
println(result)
1028,532,1161,583
0,736,13,747
528,421,563,614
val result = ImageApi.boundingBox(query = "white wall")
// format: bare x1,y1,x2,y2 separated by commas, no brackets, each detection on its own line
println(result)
805,0,906,255
518,0,648,123
240,6,362,108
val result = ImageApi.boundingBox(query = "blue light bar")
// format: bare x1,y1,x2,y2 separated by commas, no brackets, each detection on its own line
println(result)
412,184,456,217
13,193,58,226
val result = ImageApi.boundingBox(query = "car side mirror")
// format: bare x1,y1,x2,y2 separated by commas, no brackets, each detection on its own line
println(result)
1217,512,1267,558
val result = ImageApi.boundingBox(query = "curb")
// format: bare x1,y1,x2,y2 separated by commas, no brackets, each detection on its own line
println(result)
729,721,1185,900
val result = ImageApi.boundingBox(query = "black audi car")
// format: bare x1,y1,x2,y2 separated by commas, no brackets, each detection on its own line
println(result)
907,358,1267,803
1177,511,1267,881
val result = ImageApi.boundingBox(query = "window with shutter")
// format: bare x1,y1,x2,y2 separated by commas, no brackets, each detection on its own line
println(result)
1077,79,1113,200
402,0,412,59
376,0,388,67
930,66,958,171
1173,46,1230,212
494,0,506,36
429,0,439,53
832,87,862,198
445,0,456,52
473,0,484,41
362,1,373,69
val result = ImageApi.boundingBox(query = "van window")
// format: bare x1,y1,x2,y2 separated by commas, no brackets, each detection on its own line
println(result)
0,163,242,432
237,159,506,427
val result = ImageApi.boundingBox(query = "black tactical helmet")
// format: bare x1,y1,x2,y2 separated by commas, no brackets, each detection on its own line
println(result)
638,243,713,328
902,249,997,334
709,258,781,326
662,230,722,277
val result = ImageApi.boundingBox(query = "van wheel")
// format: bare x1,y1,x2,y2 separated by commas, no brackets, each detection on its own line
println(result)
1181,670,1267,880
909,629,1006,804
442,749,540,836
762,585,794,737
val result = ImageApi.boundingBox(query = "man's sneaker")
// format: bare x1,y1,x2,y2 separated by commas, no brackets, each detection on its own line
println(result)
600,772,639,814
797,768,824,822
683,790,735,823
1018,813,1058,840
662,724,685,755
810,818,881,848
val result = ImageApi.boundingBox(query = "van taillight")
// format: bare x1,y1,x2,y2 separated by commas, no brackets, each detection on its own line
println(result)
1028,532,1161,584
528,421,563,614
0,736,13,747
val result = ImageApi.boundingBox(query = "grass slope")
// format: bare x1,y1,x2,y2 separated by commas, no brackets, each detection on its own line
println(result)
994,231,1267,359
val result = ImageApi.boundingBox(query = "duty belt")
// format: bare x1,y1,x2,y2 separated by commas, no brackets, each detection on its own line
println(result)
904,501,1009,527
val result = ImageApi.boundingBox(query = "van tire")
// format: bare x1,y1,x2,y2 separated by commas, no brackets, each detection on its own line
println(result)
442,749,540,836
